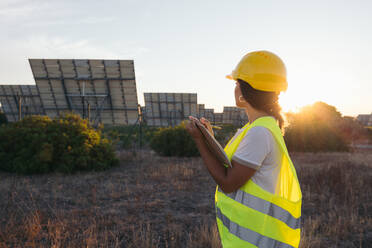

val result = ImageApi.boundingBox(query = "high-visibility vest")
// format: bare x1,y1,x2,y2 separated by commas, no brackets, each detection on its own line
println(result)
215,116,302,248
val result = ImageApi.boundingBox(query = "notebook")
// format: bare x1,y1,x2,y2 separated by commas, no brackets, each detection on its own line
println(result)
191,118,232,168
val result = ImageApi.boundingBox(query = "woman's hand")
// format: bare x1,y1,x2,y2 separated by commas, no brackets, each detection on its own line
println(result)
185,116,203,140
200,117,214,137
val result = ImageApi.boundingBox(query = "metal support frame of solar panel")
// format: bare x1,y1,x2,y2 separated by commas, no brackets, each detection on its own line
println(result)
0,85,44,122
222,106,248,125
29,59,139,126
144,93,197,127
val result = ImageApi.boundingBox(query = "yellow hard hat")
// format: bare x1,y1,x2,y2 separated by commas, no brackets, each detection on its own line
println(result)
226,50,288,92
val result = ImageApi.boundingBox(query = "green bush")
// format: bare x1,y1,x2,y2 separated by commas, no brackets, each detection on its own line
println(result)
0,114,118,174
150,122,199,157
284,102,350,152
214,124,240,147
103,124,159,149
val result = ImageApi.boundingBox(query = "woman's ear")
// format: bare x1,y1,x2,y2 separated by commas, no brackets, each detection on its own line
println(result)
240,97,253,110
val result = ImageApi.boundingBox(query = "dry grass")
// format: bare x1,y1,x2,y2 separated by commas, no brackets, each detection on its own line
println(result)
0,150,371,247
293,152,372,248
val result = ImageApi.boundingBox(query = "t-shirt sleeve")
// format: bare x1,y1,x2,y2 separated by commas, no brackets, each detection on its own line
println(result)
232,126,272,170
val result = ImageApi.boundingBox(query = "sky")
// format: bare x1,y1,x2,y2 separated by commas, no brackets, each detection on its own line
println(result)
1,0,371,117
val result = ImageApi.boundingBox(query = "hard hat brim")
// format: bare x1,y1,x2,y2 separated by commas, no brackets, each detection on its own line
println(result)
225,74,234,80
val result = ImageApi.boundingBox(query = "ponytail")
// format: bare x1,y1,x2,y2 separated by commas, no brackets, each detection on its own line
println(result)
262,100,284,130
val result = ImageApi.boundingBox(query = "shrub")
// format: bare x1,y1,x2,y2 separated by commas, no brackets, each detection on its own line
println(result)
150,122,199,157
103,124,159,149
214,124,240,147
0,114,118,174
284,102,350,152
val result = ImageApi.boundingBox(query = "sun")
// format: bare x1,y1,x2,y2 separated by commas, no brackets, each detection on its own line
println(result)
279,91,314,113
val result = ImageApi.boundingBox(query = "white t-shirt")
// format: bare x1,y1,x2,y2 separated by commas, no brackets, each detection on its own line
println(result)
230,120,281,195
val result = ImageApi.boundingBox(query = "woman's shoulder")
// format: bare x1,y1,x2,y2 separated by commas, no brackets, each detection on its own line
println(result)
246,126,273,139
242,126,275,151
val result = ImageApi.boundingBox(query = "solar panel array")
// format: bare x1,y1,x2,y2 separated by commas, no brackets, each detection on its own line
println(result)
142,96,248,127
28,59,139,125
197,104,215,122
144,93,197,126
197,105,248,125
0,59,250,127
222,106,248,125
357,114,372,126
0,85,44,122
214,113,223,123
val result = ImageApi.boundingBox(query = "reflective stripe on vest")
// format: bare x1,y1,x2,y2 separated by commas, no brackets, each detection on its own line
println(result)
220,188,301,230
215,116,302,248
216,207,295,248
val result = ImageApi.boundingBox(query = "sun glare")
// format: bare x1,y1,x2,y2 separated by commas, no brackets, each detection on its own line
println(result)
279,91,315,114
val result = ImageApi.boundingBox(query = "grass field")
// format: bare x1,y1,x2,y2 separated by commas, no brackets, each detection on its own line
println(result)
0,151,371,247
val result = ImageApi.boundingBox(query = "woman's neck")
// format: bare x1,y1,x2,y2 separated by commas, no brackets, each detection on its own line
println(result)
244,106,269,124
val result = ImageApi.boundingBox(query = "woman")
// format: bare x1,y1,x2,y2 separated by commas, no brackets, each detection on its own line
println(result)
186,51,302,248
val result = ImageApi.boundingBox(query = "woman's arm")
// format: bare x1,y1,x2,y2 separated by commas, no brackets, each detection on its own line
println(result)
186,119,256,193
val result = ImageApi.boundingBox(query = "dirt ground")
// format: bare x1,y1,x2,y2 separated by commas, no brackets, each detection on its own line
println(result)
0,151,371,247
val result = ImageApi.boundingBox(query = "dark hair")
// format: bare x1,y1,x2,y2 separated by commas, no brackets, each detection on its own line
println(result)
238,79,284,129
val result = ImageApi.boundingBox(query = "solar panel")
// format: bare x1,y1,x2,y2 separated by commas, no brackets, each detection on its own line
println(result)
214,113,223,124
222,106,248,125
0,85,44,122
197,104,215,122
29,59,139,126
357,114,372,126
144,92,197,126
